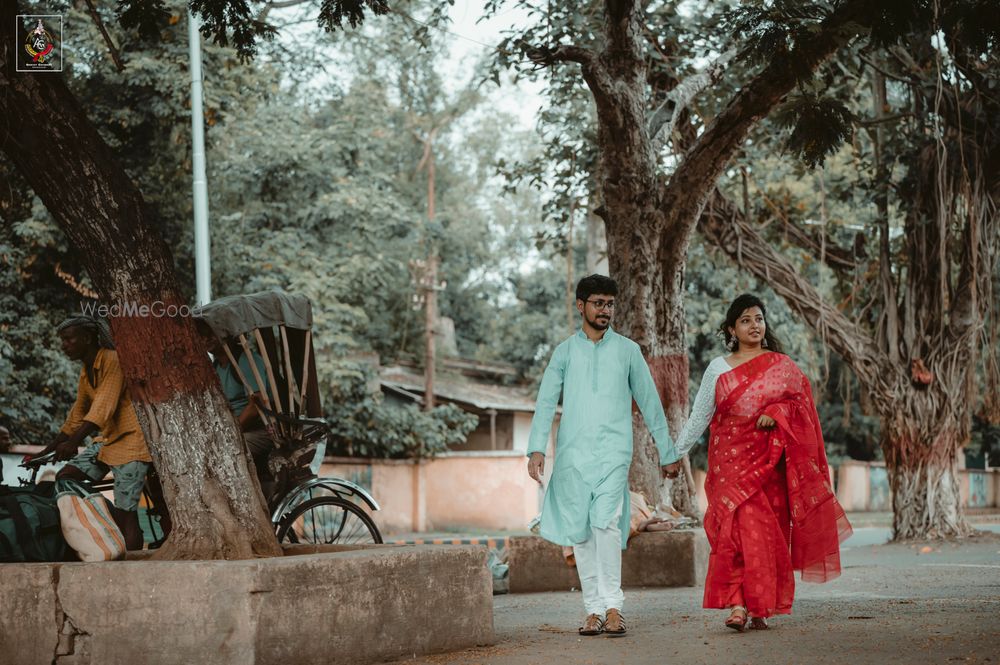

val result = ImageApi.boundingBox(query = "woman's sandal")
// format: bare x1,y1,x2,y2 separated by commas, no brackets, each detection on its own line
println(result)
748,617,768,630
725,606,748,632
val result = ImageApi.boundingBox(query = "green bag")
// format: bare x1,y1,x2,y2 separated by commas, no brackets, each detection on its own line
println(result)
0,482,69,563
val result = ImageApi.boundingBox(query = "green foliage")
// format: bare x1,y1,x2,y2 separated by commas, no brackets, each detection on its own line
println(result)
116,0,171,41
773,94,855,168
187,0,278,60
191,0,566,454
480,265,572,381
867,1,1000,54
0,186,79,444
818,400,881,462
970,415,1000,468
117,0,390,60
723,1,833,69
2,0,556,459
324,363,477,458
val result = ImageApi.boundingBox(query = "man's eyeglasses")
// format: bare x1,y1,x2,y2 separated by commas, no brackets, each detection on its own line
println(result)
585,299,616,311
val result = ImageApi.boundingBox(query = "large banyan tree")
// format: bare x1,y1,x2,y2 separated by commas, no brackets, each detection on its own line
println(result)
700,2,1000,538
486,0,897,511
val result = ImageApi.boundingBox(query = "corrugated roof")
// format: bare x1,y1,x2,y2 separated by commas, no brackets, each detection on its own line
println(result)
380,366,538,413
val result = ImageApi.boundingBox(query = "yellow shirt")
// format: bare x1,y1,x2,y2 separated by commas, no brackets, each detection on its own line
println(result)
60,348,152,466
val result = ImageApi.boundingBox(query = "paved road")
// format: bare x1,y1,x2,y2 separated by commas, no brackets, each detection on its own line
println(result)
391,530,1000,665
843,523,1000,548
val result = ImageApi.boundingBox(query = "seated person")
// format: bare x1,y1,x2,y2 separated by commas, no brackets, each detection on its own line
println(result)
560,491,676,567
195,321,274,494
36,316,152,550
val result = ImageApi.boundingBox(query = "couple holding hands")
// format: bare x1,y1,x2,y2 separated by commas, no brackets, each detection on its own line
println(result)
526,275,852,636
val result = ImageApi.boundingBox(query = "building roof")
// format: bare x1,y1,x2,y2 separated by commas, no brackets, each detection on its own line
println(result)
380,366,538,413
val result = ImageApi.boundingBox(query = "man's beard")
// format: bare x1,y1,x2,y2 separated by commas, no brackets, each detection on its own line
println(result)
589,314,611,330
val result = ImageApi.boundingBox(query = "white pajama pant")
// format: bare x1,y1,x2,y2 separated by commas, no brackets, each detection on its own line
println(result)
572,497,624,615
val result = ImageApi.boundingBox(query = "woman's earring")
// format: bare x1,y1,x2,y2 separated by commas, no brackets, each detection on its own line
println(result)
728,337,738,351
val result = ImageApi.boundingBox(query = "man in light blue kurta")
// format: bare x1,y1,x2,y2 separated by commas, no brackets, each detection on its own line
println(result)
526,274,674,637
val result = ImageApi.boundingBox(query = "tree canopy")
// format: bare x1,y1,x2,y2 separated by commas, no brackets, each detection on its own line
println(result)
2,0,998,543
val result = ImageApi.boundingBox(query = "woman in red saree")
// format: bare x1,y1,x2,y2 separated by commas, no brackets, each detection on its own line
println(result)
661,294,852,631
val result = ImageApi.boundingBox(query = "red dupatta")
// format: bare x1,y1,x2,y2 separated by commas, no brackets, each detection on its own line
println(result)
704,352,852,588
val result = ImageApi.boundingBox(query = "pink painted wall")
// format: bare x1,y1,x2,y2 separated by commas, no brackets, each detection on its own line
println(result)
695,462,999,514
319,452,540,535
423,454,539,531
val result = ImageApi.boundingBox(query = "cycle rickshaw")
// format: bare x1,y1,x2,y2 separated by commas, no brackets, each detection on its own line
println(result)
195,290,382,545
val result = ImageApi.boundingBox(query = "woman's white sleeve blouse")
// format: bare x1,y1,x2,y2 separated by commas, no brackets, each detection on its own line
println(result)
674,357,730,458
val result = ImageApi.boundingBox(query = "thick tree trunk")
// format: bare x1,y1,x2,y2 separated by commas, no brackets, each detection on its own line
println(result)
700,192,980,540
606,211,697,514
585,194,608,275
583,1,695,513
882,412,972,539
573,0,870,514
606,215,679,507
1,5,280,559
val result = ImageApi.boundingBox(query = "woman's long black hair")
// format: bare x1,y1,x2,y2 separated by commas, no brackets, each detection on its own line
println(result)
718,293,784,354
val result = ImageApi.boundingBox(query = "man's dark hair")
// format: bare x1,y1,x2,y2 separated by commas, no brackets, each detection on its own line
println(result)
56,315,114,349
576,274,618,302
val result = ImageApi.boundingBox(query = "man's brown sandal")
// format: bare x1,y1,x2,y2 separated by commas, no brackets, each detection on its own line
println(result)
604,608,627,637
579,613,604,636
748,617,768,630
725,606,748,632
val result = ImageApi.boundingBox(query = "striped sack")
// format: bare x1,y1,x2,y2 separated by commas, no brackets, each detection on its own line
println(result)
56,491,126,562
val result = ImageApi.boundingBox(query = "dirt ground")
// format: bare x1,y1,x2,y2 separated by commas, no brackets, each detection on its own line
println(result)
389,529,1000,665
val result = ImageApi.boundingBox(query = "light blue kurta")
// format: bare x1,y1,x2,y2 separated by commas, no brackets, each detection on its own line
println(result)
527,329,674,549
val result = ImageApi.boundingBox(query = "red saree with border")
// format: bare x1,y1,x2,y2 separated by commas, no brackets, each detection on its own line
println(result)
702,352,852,617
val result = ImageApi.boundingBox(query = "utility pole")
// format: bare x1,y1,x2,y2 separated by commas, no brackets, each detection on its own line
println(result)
416,128,441,412
189,11,211,306
423,254,437,411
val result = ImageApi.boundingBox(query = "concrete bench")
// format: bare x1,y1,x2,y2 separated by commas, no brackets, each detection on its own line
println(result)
507,530,708,593
1,544,494,665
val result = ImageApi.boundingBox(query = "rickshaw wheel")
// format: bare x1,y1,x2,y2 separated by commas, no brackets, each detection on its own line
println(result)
275,496,382,545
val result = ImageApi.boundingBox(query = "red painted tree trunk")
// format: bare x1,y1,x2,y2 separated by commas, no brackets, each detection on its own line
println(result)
1,4,280,559
883,420,971,540
699,190,980,540
605,211,695,513
562,0,869,513
881,381,974,539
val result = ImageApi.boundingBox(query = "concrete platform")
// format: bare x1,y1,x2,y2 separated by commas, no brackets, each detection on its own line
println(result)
386,532,1000,665
507,530,708,593
0,544,494,665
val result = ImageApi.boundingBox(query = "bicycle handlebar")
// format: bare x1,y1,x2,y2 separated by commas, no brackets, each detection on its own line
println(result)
20,451,56,469
256,404,332,433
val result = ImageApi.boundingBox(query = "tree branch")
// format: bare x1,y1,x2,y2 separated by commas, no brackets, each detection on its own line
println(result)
744,168,861,272
526,42,617,111
662,0,873,231
649,48,736,153
525,43,596,67
855,112,913,127
698,190,900,407
257,0,312,21
605,0,638,29
83,0,125,72
776,214,860,273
